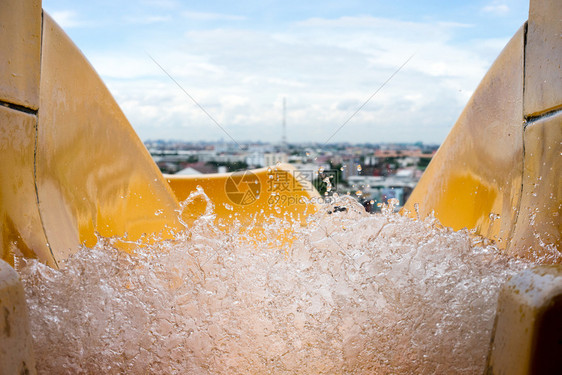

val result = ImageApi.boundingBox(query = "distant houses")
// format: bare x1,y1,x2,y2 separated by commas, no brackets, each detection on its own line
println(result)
146,140,438,211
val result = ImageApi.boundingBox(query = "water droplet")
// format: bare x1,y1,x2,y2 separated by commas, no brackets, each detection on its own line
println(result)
489,213,500,222
18,188,532,373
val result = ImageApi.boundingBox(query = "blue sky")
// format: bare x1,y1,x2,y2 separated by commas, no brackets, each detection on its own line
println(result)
42,0,529,144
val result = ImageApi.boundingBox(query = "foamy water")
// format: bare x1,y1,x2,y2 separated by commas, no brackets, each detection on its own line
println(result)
18,194,532,374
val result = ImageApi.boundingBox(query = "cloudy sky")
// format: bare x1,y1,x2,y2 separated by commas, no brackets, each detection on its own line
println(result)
43,0,529,144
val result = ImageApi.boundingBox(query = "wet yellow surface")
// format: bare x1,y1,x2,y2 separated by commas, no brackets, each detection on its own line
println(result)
0,106,51,266
524,0,562,117
0,0,41,109
403,26,525,249
510,113,562,258
0,0,561,372
36,14,184,262
1,14,319,266
405,0,561,259
166,164,319,227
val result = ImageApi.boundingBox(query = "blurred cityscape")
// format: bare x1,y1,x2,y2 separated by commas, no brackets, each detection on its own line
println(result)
145,140,439,212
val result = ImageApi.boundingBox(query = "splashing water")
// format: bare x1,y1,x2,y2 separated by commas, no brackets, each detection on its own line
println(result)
17,194,533,374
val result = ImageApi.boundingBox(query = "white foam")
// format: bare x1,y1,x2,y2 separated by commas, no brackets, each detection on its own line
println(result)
18,194,532,374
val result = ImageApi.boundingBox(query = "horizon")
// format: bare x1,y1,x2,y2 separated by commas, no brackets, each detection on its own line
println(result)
143,138,442,148
43,0,529,144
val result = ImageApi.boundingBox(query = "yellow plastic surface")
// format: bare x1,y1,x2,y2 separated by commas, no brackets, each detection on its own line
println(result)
0,106,52,266
0,12,319,267
510,113,561,258
34,14,184,263
405,1,561,258
0,259,36,374
403,26,525,249
486,266,562,374
0,0,558,265
166,165,319,251
524,0,562,117
0,0,560,372
0,0,41,109
166,164,319,237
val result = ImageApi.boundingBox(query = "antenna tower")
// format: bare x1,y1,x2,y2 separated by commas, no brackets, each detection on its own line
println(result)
282,97,287,150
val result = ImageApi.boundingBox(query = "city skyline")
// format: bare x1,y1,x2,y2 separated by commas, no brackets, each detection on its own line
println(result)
43,0,529,144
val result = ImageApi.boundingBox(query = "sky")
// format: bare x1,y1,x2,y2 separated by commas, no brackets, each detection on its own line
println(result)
42,0,529,144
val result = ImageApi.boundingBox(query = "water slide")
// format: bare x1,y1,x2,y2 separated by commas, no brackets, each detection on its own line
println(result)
0,3,318,268
0,0,560,373
403,2,561,261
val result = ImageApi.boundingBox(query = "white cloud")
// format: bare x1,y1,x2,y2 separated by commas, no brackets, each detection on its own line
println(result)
482,2,510,15
49,10,87,28
124,15,171,25
140,0,180,10
90,55,155,79
436,21,474,28
182,11,246,22
95,15,512,143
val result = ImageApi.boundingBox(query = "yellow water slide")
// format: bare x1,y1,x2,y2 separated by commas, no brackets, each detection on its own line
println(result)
0,0,560,373
403,0,561,261
0,1,318,269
